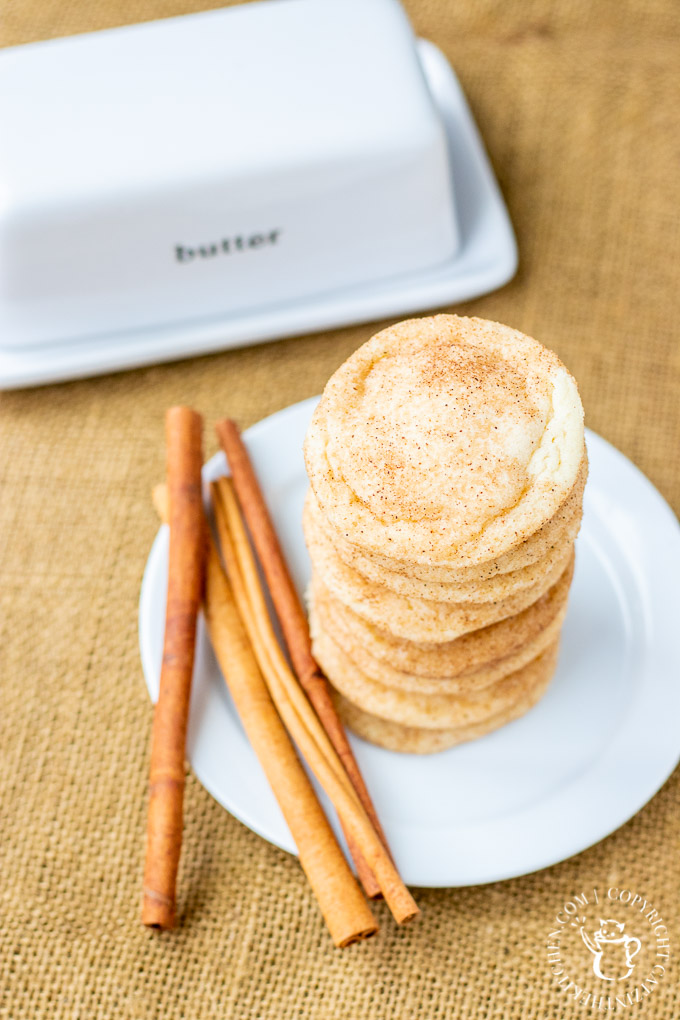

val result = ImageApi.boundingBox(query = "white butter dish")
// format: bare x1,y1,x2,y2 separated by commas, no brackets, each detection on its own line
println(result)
0,1,516,387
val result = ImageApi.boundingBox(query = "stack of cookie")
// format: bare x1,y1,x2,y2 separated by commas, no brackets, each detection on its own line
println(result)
303,315,586,753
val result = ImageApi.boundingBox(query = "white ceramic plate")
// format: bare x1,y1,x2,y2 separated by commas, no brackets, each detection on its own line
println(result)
139,397,680,887
1,41,516,388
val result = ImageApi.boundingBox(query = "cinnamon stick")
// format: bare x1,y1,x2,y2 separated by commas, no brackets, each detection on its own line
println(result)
215,418,392,899
212,478,419,926
142,407,205,929
204,545,378,946
152,484,378,947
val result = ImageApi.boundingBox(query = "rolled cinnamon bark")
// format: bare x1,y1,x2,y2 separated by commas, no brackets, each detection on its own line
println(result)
203,545,378,947
142,407,205,929
212,477,419,927
215,418,392,899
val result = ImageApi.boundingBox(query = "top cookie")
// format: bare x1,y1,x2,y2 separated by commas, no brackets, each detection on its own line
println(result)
304,315,584,567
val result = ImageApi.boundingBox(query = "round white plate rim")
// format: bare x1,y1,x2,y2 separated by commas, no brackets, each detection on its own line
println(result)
139,396,680,886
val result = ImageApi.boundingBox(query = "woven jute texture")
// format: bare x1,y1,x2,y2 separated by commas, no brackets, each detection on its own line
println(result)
2,2,679,1017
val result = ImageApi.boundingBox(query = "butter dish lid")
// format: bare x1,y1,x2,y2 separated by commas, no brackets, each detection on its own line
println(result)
0,2,516,387
0,0,443,206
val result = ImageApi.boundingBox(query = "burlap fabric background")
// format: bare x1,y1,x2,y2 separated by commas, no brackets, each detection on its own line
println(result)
2,1,679,1016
